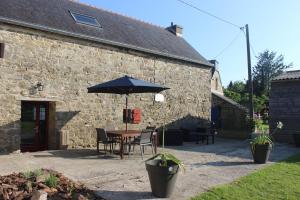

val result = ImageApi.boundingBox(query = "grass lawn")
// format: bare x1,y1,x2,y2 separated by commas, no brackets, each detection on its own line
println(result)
191,153,300,200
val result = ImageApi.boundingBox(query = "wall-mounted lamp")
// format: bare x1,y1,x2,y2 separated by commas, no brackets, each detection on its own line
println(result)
154,93,165,102
35,81,44,91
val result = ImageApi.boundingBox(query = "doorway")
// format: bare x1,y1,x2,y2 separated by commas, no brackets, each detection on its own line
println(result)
21,101,49,152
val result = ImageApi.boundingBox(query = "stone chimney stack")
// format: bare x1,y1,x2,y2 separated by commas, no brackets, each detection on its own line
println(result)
209,60,219,77
166,22,183,37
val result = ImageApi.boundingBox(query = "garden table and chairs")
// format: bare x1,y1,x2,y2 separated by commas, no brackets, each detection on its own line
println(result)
97,129,158,159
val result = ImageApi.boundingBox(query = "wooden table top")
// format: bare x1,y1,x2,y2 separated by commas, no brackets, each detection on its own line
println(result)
106,130,142,137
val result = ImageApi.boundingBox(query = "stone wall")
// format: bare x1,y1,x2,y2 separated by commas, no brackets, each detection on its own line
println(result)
212,93,250,139
211,70,223,95
270,80,300,143
0,23,211,151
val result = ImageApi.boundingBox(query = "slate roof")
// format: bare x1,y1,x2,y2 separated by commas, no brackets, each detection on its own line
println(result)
212,92,248,111
272,70,300,81
0,0,212,67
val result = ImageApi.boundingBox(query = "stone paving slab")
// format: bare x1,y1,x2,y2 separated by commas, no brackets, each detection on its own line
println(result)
0,138,299,200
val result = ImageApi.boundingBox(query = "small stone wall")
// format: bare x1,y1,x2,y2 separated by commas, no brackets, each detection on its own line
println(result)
0,23,211,151
212,93,250,139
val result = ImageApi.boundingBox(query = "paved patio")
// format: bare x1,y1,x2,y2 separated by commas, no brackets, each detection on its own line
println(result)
0,138,299,200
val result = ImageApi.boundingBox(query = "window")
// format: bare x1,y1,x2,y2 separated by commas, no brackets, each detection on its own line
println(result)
215,78,219,90
0,43,4,58
69,11,101,28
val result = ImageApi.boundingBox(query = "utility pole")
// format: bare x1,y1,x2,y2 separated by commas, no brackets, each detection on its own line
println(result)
245,24,254,129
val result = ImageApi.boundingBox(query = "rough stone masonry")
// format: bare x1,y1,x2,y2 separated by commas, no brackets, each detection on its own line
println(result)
0,23,211,152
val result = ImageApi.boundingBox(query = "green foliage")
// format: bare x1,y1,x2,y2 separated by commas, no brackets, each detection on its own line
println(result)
250,133,273,153
224,83,269,113
33,169,43,177
146,153,185,171
250,121,283,152
223,89,241,103
253,50,292,95
224,50,292,112
22,171,33,179
22,169,44,179
45,174,58,188
255,119,269,133
191,153,300,200
227,81,246,93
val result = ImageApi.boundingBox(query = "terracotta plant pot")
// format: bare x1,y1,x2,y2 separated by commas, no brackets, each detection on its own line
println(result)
251,143,271,164
145,159,179,198
293,134,300,147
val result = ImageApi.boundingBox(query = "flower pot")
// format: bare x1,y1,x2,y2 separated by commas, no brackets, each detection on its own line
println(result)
251,143,271,164
145,159,179,198
293,134,300,147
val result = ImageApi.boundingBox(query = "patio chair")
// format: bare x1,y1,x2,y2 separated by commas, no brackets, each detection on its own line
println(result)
96,128,117,154
130,129,154,159
131,126,156,141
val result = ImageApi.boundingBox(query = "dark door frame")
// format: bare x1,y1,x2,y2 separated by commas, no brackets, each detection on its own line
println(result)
21,101,49,152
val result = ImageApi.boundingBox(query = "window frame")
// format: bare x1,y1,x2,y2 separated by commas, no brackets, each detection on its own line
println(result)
69,11,102,28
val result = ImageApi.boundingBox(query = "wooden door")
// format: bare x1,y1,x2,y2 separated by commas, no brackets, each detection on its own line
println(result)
21,101,49,152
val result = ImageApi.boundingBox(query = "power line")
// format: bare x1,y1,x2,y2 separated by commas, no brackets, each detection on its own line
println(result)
213,30,243,59
175,0,242,29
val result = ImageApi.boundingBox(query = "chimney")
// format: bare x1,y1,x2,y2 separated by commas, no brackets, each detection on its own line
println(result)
166,22,183,37
209,60,219,76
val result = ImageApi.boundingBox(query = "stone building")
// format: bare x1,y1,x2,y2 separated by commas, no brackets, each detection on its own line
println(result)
210,60,250,139
270,70,300,143
0,0,212,152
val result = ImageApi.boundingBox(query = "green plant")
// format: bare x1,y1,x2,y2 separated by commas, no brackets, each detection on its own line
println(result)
250,133,273,153
45,174,58,188
33,169,43,177
146,153,185,170
22,171,33,179
250,121,283,152
255,119,269,133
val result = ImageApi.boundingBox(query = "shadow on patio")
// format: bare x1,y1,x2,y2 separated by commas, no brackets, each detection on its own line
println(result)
32,149,119,160
93,190,154,200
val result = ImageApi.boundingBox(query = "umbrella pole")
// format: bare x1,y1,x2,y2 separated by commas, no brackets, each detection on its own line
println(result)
125,95,128,132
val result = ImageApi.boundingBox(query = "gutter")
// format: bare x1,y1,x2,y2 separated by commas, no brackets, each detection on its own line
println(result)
0,16,213,68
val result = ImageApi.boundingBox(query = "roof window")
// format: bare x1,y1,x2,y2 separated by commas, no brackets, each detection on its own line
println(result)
69,11,101,28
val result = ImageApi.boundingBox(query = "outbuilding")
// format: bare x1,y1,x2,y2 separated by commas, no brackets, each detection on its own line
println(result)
270,70,300,143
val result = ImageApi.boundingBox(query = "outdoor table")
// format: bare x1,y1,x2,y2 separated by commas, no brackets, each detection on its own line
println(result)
106,130,157,159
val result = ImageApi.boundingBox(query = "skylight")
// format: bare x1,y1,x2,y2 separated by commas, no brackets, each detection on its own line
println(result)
69,11,101,28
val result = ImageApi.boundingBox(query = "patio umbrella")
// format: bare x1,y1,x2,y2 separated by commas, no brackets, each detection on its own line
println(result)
87,75,169,131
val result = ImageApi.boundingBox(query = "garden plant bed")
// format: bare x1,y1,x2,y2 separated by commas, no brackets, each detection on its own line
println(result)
0,169,104,200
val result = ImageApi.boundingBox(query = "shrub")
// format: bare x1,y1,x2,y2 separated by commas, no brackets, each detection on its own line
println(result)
45,174,58,188
22,171,33,179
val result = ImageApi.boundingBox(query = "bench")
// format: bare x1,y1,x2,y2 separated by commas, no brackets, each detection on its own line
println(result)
181,127,217,145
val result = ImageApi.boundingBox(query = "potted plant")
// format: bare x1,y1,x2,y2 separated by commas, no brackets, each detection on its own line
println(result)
145,94,184,198
250,121,283,164
145,153,184,198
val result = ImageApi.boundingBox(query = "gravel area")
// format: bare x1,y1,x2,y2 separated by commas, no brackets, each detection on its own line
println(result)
0,138,298,200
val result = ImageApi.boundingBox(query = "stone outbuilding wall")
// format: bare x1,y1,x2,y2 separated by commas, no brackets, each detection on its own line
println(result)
0,23,211,152
269,80,300,143
212,92,251,139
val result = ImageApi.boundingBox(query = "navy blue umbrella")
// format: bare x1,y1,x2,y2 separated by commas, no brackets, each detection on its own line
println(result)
88,75,169,131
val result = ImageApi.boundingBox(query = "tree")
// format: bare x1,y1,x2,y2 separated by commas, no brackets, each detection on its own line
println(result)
224,80,268,113
224,89,241,103
253,50,292,95
227,81,246,94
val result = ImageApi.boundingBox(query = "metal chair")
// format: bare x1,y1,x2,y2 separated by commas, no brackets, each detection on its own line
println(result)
96,128,116,154
131,129,154,159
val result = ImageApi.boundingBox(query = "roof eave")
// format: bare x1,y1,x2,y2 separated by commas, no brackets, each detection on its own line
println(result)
271,79,300,82
0,16,213,68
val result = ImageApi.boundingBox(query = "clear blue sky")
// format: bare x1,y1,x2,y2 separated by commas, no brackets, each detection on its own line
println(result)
79,0,300,86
